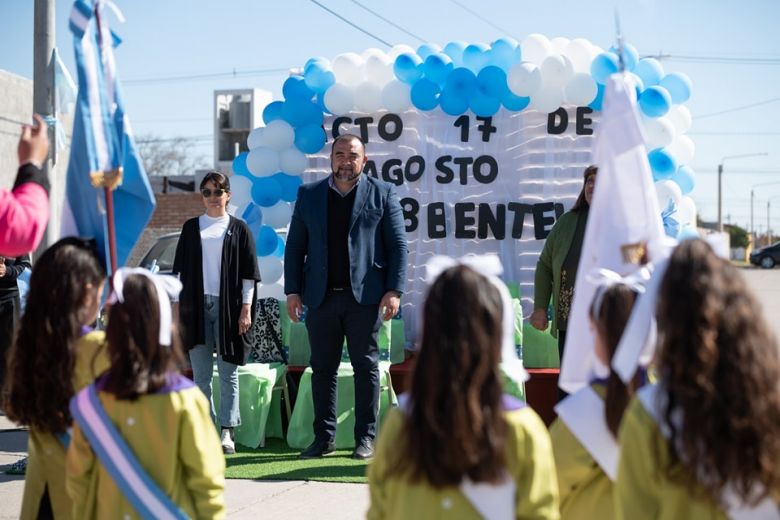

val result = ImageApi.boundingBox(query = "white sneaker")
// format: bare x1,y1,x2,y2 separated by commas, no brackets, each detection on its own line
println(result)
221,428,235,455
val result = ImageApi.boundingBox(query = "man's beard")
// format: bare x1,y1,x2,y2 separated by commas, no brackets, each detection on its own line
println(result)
333,166,360,182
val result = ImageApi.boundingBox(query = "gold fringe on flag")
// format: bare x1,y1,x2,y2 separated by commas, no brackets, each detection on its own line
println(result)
89,167,123,190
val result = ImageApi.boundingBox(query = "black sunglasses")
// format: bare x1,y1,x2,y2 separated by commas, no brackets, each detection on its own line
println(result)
201,188,227,198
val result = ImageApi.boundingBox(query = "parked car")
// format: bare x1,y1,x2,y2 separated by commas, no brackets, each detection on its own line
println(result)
749,240,780,269
139,231,180,273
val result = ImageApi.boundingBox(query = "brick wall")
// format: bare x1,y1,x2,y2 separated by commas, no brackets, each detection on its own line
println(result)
127,193,203,266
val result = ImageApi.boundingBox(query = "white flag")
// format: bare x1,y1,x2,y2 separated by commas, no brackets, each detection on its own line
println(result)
558,73,667,395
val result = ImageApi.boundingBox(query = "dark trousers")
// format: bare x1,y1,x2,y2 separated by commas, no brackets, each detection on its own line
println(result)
0,297,20,391
557,329,569,402
305,289,381,444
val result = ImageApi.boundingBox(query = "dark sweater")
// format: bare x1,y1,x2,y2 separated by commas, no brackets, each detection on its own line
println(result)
327,187,356,289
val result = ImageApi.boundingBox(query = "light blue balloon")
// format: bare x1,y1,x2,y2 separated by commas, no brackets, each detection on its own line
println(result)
241,201,263,227
273,172,303,202
294,124,326,154
678,225,700,241
262,101,285,125
445,67,478,99
634,58,664,87
256,226,279,257
439,88,469,116
394,53,423,84
422,53,453,85
659,72,692,104
417,43,442,60
251,177,283,207
589,83,605,111
304,57,328,73
490,37,521,71
411,79,441,111
283,76,315,101
648,149,678,180
303,63,335,93
282,99,323,128
672,165,696,195
273,235,285,257
502,90,530,111
463,43,490,72
639,86,672,117
232,152,251,178
609,43,639,71
477,66,508,99
590,52,619,84
443,41,468,67
470,90,500,117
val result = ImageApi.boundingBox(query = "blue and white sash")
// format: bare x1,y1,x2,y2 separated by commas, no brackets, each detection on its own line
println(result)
70,384,189,520
637,384,779,520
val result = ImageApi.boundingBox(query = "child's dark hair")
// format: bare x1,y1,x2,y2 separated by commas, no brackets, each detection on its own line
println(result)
589,284,639,438
656,239,780,504
102,274,184,400
2,238,105,433
389,265,507,487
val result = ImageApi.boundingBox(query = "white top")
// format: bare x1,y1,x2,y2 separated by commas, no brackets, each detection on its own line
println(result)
198,214,256,303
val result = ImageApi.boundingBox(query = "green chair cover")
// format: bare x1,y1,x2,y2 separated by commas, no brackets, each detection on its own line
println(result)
521,323,560,368
286,318,395,367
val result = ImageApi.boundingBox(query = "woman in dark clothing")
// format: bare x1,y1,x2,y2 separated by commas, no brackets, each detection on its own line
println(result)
173,171,261,454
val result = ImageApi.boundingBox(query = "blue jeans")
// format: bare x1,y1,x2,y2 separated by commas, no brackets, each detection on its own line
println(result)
189,295,241,428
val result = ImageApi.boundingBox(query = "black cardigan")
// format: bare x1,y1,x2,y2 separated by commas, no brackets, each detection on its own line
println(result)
173,215,261,365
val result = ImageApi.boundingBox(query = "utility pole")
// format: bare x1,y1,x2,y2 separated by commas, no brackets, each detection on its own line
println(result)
33,0,56,258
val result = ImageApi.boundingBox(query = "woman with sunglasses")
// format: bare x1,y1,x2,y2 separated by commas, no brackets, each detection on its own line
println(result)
173,171,261,454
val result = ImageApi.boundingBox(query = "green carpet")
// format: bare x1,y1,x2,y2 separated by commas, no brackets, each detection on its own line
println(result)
225,438,369,483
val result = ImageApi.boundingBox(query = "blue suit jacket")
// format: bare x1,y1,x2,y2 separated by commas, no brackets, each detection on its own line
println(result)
284,175,408,309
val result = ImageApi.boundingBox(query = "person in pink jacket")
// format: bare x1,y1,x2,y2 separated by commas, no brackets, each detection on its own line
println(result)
0,114,50,257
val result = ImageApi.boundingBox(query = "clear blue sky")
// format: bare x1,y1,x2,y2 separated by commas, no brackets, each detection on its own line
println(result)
2,0,779,232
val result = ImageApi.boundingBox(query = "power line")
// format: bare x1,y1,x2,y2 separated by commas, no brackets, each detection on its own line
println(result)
446,0,519,40
649,53,780,65
124,67,290,86
308,0,392,47
349,0,425,44
696,97,780,119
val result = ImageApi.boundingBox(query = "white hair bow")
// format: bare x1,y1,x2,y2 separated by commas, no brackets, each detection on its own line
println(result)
107,267,183,346
586,266,651,317
424,254,528,383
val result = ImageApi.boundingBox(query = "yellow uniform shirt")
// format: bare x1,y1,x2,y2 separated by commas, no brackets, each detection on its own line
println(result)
368,402,560,519
549,383,614,519
66,375,226,519
20,330,110,520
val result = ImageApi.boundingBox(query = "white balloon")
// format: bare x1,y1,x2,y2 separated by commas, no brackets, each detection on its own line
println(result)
261,120,295,151
280,149,308,175
229,176,253,207
323,83,354,116
361,47,386,61
257,257,284,286
667,105,692,134
655,179,683,210
564,73,598,106
541,54,572,88
246,147,280,177
388,44,416,60
508,62,542,97
381,80,411,113
256,282,286,300
642,115,676,150
332,52,364,86
364,54,394,86
521,34,553,66
667,134,695,165
263,201,292,229
354,81,383,113
247,127,265,150
530,86,564,113
563,38,594,73
677,196,697,226
550,37,571,54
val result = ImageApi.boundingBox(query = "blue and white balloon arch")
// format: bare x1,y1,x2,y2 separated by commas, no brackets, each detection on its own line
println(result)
232,34,696,299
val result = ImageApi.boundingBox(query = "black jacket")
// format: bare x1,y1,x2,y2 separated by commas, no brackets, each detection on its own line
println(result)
173,215,261,365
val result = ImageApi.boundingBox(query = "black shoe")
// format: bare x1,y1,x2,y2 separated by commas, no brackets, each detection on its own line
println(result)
299,439,336,459
352,439,374,460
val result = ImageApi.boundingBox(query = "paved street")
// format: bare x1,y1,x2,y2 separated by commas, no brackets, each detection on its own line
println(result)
0,266,778,518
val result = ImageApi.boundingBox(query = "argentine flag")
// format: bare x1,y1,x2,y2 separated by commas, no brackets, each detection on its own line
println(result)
61,0,155,269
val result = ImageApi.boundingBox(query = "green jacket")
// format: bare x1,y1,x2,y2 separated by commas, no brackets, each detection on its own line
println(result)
533,211,583,337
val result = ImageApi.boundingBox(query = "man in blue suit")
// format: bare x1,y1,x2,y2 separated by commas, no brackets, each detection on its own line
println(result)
285,134,408,460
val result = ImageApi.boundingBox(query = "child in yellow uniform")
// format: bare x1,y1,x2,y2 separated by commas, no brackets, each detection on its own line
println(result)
368,257,559,519
616,239,780,518
550,283,640,519
2,238,108,519
66,268,226,519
